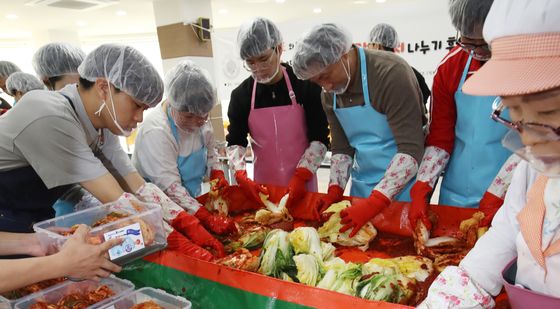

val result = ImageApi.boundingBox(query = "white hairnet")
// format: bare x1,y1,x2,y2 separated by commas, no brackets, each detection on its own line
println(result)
292,23,352,80
78,44,163,107
369,23,400,49
32,42,85,79
6,72,45,96
165,60,216,115
0,61,21,79
449,0,494,37
237,17,283,60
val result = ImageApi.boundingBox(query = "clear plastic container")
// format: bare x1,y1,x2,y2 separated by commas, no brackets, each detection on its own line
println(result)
100,287,192,309
0,278,66,308
14,276,134,309
33,199,167,265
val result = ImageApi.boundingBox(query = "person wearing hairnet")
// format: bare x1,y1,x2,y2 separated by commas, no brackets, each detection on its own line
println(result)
408,0,521,234
32,43,89,217
133,61,237,243
368,23,431,106
0,44,224,261
5,72,45,104
0,61,21,113
226,17,330,220
32,42,85,90
420,0,560,307
292,24,425,236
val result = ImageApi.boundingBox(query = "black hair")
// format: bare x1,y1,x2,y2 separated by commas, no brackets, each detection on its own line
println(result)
381,45,394,52
44,75,63,90
78,77,95,90
78,77,121,93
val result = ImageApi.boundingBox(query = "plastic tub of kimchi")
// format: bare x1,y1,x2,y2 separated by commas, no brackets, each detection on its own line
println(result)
0,278,66,309
14,276,134,309
33,199,167,265
100,287,192,309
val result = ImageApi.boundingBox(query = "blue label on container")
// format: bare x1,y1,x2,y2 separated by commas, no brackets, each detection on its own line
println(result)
104,222,145,260
126,229,141,236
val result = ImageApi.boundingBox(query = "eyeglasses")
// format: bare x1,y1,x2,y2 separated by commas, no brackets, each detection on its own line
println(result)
456,36,490,52
492,97,560,140
172,109,209,125
243,48,277,72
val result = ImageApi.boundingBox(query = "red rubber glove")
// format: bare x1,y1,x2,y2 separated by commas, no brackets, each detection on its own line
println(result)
286,167,313,211
340,190,390,237
171,211,225,258
210,169,229,191
479,191,503,227
194,207,238,235
167,230,213,261
317,185,344,214
235,170,268,207
409,181,433,231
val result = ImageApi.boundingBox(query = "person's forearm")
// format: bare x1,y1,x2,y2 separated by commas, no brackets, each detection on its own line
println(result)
0,255,63,293
122,172,146,193
0,232,42,256
374,153,418,200
165,183,201,214
80,173,125,203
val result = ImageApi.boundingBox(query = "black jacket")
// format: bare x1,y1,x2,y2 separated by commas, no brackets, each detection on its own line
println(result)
226,64,330,148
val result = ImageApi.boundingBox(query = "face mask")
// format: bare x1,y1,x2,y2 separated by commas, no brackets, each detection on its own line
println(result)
330,57,351,95
253,61,280,84
175,121,194,134
502,130,560,177
95,85,133,137
170,107,207,134
172,115,195,134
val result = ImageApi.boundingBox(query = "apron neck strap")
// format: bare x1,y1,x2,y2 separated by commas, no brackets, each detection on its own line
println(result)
167,105,180,143
458,53,473,90
59,93,77,112
166,105,203,144
251,65,296,110
280,66,298,105
251,79,257,110
333,47,370,110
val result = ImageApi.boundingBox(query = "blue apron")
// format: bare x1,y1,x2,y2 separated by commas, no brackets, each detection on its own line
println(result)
53,185,86,216
167,106,207,197
333,47,413,201
439,54,512,207
0,95,75,232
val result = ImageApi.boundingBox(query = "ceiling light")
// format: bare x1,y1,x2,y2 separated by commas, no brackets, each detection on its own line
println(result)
275,0,286,3
353,0,368,4
218,9,228,14
76,21,87,27
5,14,18,20
313,8,322,13
116,10,127,16
376,0,387,3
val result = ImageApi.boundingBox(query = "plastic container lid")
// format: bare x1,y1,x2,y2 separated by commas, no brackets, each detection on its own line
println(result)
14,276,134,309
33,200,167,265
100,287,192,309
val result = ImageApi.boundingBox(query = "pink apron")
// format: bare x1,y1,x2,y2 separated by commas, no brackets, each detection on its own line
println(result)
501,176,560,308
502,258,560,309
247,66,318,191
